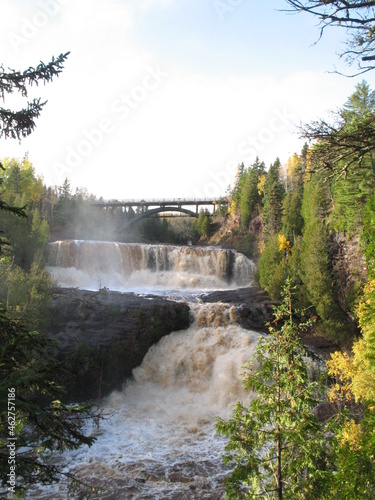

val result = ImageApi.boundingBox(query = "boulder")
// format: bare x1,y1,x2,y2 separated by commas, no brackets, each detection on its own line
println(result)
47,288,190,401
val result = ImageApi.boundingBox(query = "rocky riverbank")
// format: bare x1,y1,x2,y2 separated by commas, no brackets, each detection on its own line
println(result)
47,288,190,401
199,285,338,358
46,284,335,402
199,285,275,333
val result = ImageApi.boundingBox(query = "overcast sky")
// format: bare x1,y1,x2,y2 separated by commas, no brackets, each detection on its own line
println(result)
0,0,372,199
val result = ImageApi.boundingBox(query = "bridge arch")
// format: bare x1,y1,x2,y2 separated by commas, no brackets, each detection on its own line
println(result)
120,206,198,231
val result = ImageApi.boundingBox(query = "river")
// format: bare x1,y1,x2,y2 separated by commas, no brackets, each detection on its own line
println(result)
27,241,261,499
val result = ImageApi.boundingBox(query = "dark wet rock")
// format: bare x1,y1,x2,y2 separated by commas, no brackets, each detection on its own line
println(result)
199,285,276,333
46,288,190,401
199,285,338,359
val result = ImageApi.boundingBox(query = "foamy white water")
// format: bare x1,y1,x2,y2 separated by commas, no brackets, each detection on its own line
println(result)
46,241,256,293
26,303,260,499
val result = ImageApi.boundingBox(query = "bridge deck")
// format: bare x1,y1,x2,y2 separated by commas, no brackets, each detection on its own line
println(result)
92,198,226,208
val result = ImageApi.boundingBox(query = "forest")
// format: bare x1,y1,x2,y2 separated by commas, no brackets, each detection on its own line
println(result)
214,80,375,498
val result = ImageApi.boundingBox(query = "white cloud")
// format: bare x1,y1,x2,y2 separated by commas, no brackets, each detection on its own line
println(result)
0,1,362,200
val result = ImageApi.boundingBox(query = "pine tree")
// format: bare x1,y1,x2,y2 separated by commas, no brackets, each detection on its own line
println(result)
195,208,210,236
0,53,70,140
240,158,265,228
263,158,284,238
330,82,375,234
232,162,246,207
0,308,95,495
342,80,375,122
217,281,331,499
0,53,98,496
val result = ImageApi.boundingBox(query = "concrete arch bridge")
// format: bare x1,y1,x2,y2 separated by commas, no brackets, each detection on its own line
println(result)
91,198,227,230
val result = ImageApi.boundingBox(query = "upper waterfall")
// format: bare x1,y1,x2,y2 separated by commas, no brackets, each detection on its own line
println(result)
46,240,256,292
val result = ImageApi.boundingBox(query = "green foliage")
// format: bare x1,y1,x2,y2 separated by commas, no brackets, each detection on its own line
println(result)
0,53,70,140
257,234,287,299
139,216,176,243
0,54,98,497
282,152,304,242
262,158,284,238
0,158,50,269
217,281,331,499
240,158,265,227
0,162,27,253
302,173,353,338
0,306,94,495
214,197,229,218
167,217,197,244
342,81,375,123
1,261,52,330
232,162,246,207
330,409,375,499
282,191,303,242
363,192,375,278
284,236,310,310
329,82,375,234
195,208,211,236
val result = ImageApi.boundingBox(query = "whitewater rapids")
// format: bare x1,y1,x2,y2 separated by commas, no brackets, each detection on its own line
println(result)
28,302,260,499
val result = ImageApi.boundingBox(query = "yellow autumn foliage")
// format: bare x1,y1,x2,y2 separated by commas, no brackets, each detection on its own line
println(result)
278,234,291,254
327,351,356,402
257,174,266,196
228,199,237,218
339,419,363,451
327,278,375,404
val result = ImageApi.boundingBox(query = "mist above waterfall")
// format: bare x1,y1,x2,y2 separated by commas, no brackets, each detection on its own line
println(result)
47,240,256,293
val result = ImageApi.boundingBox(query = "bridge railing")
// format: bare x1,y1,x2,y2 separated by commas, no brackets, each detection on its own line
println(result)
92,197,227,205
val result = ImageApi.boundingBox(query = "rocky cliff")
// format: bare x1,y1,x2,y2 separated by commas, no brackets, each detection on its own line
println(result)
47,288,190,401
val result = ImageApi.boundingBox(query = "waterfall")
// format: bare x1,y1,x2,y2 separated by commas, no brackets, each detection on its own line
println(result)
47,240,256,292
28,302,261,499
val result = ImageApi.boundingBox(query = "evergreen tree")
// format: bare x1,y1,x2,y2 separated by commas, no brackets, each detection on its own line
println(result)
0,308,95,495
342,80,375,122
195,208,210,236
240,158,265,228
0,163,26,252
0,53,70,139
282,191,304,243
217,281,331,499
282,152,305,242
257,233,287,300
263,158,284,238
0,53,98,496
330,82,375,234
301,172,352,337
231,162,246,207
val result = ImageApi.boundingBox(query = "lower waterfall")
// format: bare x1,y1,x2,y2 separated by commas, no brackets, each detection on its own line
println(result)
30,302,261,499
